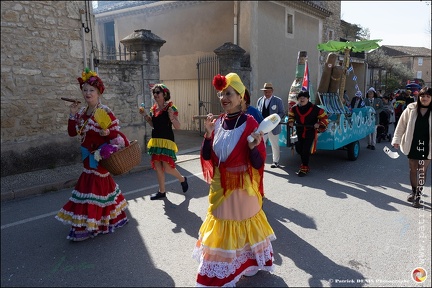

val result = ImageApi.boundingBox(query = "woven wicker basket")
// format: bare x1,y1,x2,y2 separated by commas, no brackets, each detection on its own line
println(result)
99,140,142,175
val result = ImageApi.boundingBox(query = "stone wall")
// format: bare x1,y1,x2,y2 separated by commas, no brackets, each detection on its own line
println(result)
318,1,342,66
1,1,90,176
0,1,153,177
321,1,342,41
91,61,147,155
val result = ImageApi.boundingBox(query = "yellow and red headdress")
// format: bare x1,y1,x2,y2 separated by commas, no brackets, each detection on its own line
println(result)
77,67,105,94
212,72,245,98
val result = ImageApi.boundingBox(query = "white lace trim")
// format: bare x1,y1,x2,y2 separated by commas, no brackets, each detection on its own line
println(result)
55,198,128,229
79,117,120,134
69,184,123,206
193,240,274,279
82,167,110,177
194,265,275,287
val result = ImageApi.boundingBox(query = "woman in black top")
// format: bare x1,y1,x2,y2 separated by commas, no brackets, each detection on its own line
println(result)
392,87,431,208
139,84,188,200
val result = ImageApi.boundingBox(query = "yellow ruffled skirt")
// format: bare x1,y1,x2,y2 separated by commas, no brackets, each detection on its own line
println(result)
192,168,276,287
147,138,178,168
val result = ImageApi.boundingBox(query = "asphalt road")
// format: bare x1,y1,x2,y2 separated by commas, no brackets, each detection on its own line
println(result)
1,138,431,287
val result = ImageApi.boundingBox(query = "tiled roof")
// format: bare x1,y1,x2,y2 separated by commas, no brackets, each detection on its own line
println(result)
94,1,204,21
275,1,332,17
304,1,333,15
94,1,158,14
95,0,332,18
381,45,431,57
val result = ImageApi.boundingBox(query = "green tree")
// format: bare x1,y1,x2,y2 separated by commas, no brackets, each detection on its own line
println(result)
341,21,370,41
385,76,403,93
367,49,415,91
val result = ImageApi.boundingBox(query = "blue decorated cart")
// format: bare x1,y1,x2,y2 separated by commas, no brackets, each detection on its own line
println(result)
279,97,375,161
278,40,381,161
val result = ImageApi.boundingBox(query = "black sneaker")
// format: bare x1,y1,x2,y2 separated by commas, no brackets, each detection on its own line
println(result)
150,191,166,200
407,189,416,202
270,162,279,168
370,146,375,150
412,195,421,208
407,193,415,202
367,145,371,149
181,176,188,193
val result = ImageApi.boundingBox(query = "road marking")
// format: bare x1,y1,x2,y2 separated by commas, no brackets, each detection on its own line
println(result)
1,211,58,229
1,172,204,230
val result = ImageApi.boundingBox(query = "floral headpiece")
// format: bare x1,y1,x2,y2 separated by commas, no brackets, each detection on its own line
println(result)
212,72,245,98
212,74,228,91
77,67,105,94
160,84,169,94
152,83,171,101
152,83,169,94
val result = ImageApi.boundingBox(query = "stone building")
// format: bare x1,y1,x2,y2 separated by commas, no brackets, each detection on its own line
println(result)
370,45,432,89
1,1,348,176
1,1,150,176
93,1,344,129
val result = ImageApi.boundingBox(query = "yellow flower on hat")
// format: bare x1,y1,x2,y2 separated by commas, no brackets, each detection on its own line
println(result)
77,67,105,94
81,67,98,82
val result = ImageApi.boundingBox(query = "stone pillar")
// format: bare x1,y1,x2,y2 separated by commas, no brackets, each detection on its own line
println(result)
120,29,166,151
121,29,166,62
120,29,166,94
214,42,250,91
214,42,245,75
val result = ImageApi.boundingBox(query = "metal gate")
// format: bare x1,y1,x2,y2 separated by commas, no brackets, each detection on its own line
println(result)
197,55,221,135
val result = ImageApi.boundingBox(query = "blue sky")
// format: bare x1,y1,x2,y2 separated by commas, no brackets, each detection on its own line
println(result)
341,1,431,48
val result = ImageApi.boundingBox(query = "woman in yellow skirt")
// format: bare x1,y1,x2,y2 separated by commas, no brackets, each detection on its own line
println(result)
193,73,276,287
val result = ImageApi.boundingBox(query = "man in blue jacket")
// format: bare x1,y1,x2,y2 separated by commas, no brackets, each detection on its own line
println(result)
257,82,285,168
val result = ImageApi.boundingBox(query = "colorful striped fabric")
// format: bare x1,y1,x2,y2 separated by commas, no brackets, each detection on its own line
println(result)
319,93,347,114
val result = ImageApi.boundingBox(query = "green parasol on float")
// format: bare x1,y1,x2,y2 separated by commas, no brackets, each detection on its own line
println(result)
317,39,381,100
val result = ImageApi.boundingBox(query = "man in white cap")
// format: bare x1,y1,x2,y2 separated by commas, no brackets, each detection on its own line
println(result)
256,82,285,168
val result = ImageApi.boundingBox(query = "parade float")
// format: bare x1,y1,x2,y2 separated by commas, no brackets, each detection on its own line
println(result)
279,39,382,161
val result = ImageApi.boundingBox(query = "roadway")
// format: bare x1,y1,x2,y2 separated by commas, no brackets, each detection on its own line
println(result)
1,138,431,287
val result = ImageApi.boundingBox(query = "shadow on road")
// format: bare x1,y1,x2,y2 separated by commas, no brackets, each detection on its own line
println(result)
264,198,366,287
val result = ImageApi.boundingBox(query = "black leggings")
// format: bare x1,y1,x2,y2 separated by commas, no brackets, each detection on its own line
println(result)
408,159,431,191
295,137,314,166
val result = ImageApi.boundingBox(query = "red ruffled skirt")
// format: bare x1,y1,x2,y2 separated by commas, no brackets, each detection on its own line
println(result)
56,159,129,241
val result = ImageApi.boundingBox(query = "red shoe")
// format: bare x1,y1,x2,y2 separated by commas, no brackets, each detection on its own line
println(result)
297,165,310,177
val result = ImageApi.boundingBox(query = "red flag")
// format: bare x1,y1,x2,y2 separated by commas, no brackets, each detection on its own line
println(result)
301,61,309,91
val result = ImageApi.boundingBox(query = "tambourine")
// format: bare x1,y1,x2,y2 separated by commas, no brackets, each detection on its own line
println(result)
61,97,81,103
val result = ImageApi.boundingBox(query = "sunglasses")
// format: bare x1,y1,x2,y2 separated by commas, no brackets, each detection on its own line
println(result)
218,91,236,98
153,90,162,95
